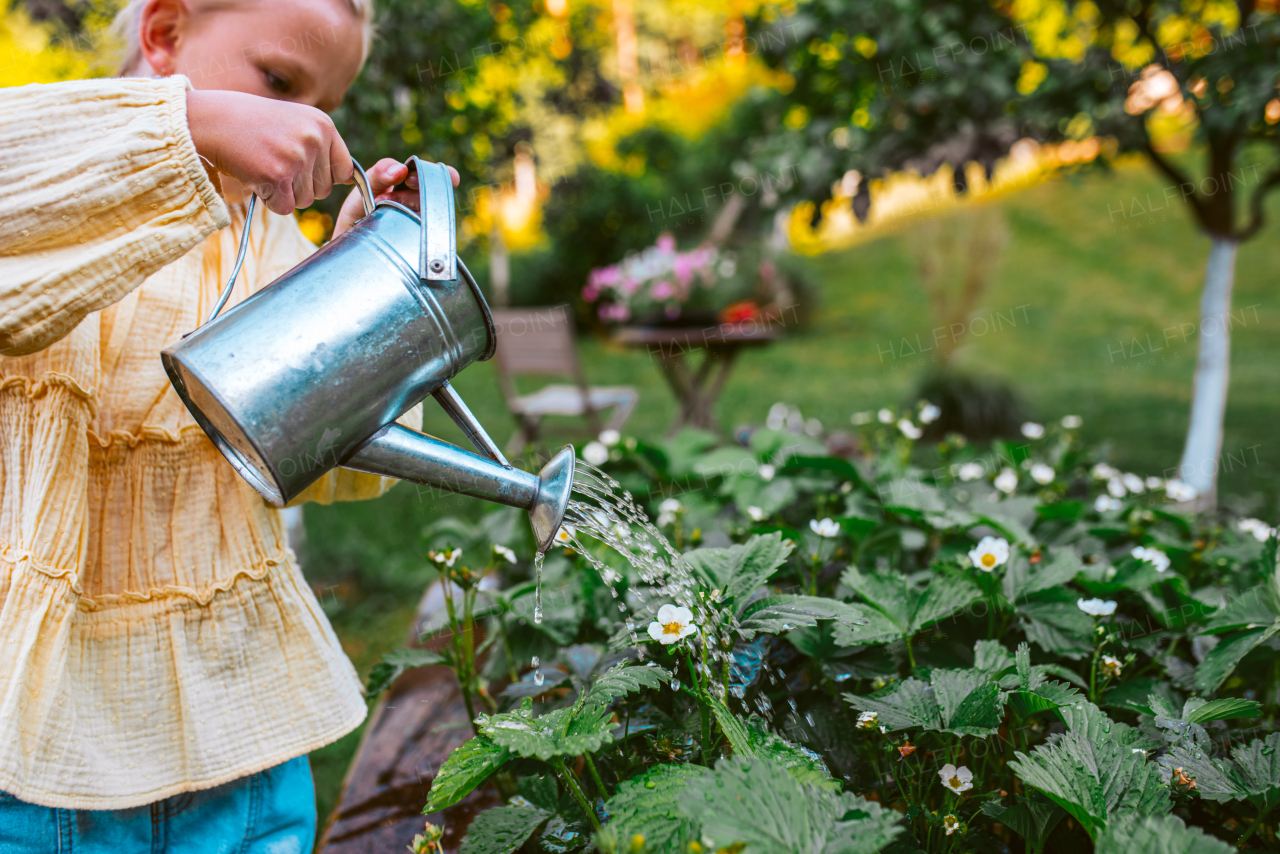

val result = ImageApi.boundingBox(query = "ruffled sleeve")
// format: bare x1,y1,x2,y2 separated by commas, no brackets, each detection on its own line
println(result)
0,75,230,357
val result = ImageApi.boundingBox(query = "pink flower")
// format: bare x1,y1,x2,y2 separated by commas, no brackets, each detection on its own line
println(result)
651,280,675,300
656,233,676,252
673,255,695,286
599,303,631,322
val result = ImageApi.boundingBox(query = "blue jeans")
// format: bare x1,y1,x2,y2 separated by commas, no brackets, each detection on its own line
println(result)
0,756,315,854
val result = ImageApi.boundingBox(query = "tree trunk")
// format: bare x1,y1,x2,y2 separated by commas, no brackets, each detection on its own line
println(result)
1176,236,1238,510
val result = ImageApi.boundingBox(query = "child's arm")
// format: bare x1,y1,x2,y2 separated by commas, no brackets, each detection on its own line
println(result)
0,77,352,357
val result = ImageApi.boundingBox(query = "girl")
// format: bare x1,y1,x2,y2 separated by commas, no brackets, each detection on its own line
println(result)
0,0,456,849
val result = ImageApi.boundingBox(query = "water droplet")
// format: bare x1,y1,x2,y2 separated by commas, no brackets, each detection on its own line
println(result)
531,655,539,667
671,679,682,692
534,669,545,686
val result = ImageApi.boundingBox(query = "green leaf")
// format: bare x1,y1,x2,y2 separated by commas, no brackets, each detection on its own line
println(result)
744,716,841,791
601,764,708,853
1194,622,1280,694
459,804,550,854
1184,697,1263,724
476,704,614,761
739,594,865,636
1009,730,1171,840
1201,592,1275,634
579,662,670,708
682,533,794,607
366,647,448,697
1159,732,1280,810
1018,589,1094,659
910,574,981,632
1009,680,1083,720
844,678,941,732
424,735,512,813
844,670,1004,736
686,756,902,854
834,568,978,646
980,795,1065,852
1003,547,1084,602
709,695,755,757
1095,815,1233,854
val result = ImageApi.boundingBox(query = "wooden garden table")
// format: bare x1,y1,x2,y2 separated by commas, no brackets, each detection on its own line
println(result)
611,320,780,435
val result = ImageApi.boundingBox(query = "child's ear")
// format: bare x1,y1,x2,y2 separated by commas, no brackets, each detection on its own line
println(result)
137,0,189,76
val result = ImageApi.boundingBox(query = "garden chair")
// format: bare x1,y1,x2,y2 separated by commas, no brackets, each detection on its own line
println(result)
491,306,638,457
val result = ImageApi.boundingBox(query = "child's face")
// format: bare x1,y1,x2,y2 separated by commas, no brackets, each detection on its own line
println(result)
152,0,365,113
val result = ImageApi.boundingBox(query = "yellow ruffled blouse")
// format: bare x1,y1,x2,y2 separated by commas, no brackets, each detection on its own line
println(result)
0,75,421,810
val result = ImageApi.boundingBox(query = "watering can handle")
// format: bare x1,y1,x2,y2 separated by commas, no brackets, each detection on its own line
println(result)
202,159,377,326
404,155,457,282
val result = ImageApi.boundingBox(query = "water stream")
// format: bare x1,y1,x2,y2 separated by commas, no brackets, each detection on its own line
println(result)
529,460,718,677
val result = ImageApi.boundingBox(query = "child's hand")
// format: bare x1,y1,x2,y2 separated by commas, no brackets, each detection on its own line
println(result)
332,158,461,240
186,90,353,214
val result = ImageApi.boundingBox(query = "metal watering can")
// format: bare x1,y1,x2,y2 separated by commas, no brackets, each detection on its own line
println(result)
161,157,574,552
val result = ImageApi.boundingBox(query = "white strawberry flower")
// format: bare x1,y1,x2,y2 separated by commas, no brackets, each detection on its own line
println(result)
554,524,576,545
1166,479,1197,502
1061,415,1082,429
810,518,840,538
582,441,609,466
1107,477,1127,498
1077,597,1117,616
856,711,879,729
1094,495,1121,512
746,506,766,522
1239,518,1276,542
957,462,984,482
1100,654,1123,677
1030,463,1055,484
1122,473,1145,493
1145,476,1164,490
939,764,973,794
599,429,621,446
968,536,1010,571
429,547,462,568
647,604,697,645
943,814,961,836
877,408,894,424
994,468,1018,494
1131,545,1170,573
1021,422,1044,439
657,498,683,526
758,463,776,482
920,403,941,424
1091,463,1117,480
898,419,923,440
493,544,517,564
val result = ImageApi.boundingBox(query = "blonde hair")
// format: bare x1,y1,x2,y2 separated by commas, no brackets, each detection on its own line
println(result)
112,0,376,77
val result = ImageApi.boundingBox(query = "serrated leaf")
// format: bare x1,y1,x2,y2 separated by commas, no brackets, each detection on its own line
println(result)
980,795,1065,851
947,681,1003,735
682,533,794,608
710,695,755,757
1201,592,1275,634
1058,700,1154,748
739,594,865,636
844,678,941,732
973,639,1014,675
601,764,708,853
459,804,549,854
366,647,448,697
1018,589,1094,659
477,704,613,761
687,756,902,854
1184,697,1263,724
744,716,841,791
910,574,980,632
839,567,913,630
1159,732,1280,810
424,735,512,813
1009,731,1171,839
1194,622,1280,693
1095,814,1233,854
830,607,905,646
1009,680,1083,720
1003,547,1084,602
579,662,670,708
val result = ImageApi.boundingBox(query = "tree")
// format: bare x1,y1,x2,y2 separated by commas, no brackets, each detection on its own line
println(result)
738,0,1280,508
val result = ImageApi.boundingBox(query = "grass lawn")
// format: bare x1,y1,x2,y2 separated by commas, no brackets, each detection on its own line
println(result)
303,160,1280,831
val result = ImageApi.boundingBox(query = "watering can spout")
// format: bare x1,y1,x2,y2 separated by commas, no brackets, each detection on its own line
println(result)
344,425,575,553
